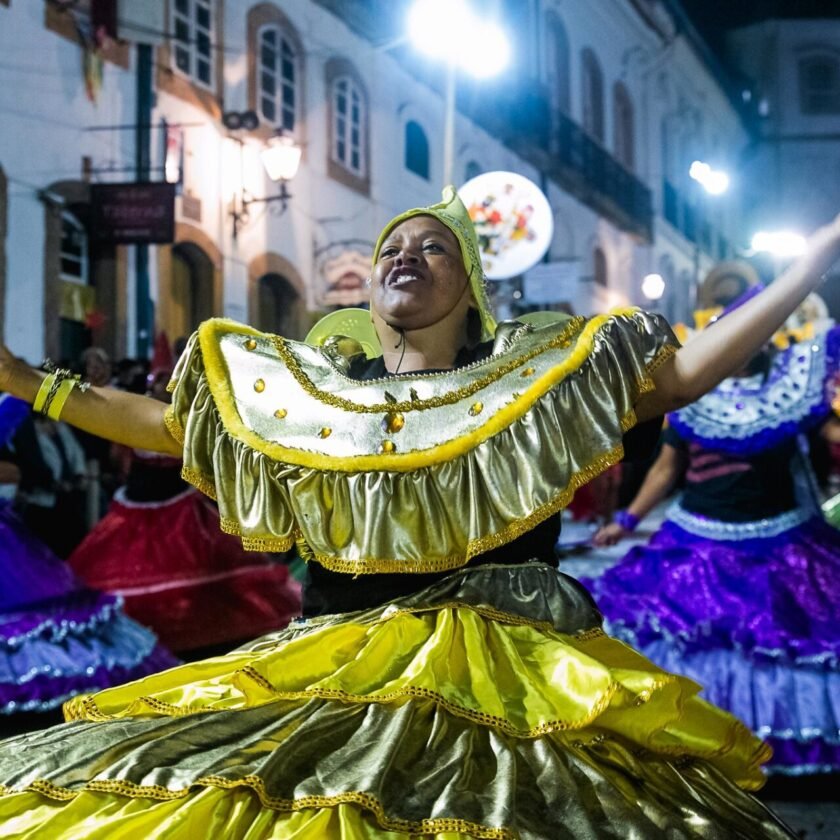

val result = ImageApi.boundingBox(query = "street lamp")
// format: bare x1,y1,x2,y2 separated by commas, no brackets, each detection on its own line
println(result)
641,273,665,301
750,230,808,258
689,160,730,196
687,160,730,313
407,0,510,184
230,133,302,240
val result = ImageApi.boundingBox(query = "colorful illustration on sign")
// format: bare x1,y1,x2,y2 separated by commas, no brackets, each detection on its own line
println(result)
459,172,553,280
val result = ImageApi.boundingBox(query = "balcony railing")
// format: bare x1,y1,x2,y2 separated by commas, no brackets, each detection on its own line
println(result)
552,112,653,241
663,179,732,259
463,87,653,242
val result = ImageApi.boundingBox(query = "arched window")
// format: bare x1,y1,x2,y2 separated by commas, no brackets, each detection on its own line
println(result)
332,75,365,176
404,120,430,180
593,246,608,287
172,0,214,89
169,243,214,339
256,273,302,338
257,25,298,130
545,13,571,114
582,49,604,142
613,82,635,171
464,160,482,182
799,53,840,114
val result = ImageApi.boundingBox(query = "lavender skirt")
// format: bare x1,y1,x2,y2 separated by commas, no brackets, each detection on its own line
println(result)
582,505,840,775
0,503,177,714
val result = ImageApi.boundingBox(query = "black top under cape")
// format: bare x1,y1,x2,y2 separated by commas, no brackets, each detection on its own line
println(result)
301,342,663,617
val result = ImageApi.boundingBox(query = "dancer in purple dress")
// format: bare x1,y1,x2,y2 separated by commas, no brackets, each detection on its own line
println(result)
587,329,840,775
0,394,176,725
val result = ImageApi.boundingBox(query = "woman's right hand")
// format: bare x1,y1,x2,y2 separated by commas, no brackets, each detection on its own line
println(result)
592,522,630,547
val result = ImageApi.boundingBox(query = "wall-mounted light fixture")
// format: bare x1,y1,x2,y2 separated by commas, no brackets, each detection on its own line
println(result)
224,110,302,240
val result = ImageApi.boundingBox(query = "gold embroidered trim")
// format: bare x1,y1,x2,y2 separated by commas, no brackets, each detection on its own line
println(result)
645,342,678,375
218,514,300,553
269,316,587,414
163,405,185,445
181,465,218,501
236,667,621,739
0,779,515,839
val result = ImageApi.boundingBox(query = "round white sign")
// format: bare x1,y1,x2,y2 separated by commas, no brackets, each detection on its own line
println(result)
459,171,553,280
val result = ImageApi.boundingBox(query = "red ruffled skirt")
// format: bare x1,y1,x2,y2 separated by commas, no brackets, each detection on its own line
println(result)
69,488,301,652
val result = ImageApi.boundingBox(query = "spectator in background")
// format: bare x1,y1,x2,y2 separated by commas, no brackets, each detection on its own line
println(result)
19,413,88,558
75,347,119,519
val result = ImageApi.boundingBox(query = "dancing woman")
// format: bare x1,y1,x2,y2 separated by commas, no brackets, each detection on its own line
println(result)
0,189,838,837
588,321,840,775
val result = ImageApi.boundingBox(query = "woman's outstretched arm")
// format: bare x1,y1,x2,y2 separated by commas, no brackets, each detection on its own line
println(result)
636,213,840,422
592,443,685,546
0,347,181,457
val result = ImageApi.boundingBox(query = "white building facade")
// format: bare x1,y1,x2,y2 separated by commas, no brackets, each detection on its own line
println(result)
0,0,751,364
727,17,840,305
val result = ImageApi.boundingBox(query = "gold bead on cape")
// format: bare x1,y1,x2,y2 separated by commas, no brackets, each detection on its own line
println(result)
274,408,287,419
244,338,257,351
254,378,266,392
383,412,405,433
380,440,396,453
468,402,484,416
319,427,332,438
521,367,535,378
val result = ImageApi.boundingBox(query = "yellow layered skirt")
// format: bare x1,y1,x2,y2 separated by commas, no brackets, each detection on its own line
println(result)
0,563,792,839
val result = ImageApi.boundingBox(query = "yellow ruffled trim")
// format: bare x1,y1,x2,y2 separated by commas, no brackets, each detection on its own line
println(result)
192,309,674,474
0,779,515,840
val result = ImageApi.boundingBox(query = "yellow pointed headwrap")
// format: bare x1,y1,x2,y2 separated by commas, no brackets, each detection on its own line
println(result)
372,185,497,342
306,186,498,357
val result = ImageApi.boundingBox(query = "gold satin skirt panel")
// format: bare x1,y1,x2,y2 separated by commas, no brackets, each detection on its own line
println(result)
0,563,794,839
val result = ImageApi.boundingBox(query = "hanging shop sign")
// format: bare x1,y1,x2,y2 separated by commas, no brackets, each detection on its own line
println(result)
459,171,553,280
90,182,176,244
316,242,374,307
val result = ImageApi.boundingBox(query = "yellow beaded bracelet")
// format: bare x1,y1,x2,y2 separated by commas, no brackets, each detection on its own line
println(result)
32,366,91,420
46,377,80,421
32,373,57,415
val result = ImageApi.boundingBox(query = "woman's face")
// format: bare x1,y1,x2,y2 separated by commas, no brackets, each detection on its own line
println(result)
370,216,471,331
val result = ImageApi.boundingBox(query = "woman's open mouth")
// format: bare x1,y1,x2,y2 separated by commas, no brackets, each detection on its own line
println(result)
387,267,425,287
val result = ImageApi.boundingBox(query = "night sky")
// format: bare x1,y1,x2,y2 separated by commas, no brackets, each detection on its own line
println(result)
681,0,840,52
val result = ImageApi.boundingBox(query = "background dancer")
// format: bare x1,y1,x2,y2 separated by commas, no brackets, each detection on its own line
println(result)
0,393,176,737
589,318,840,775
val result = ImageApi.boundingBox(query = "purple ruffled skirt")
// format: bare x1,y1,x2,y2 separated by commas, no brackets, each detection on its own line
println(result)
0,503,177,714
582,506,840,775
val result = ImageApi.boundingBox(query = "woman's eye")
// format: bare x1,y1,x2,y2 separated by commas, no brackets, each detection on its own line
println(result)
380,248,397,258
424,243,443,252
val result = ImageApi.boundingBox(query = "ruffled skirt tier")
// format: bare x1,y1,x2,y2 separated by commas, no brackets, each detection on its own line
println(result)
583,514,840,774
0,563,792,838
0,504,177,715
69,489,301,651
